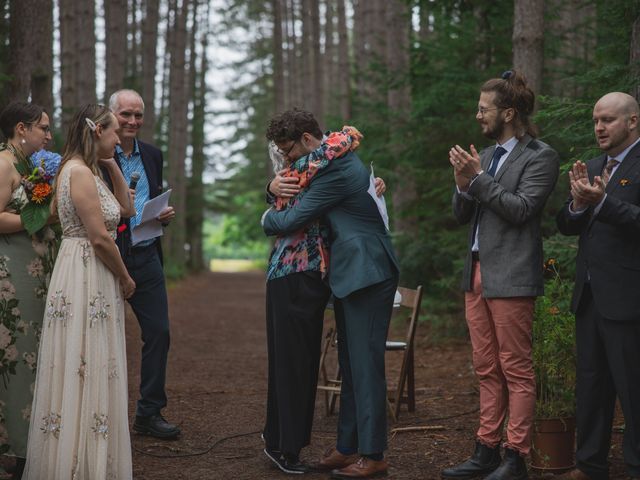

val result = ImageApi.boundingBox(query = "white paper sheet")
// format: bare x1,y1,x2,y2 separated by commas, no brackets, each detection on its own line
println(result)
367,164,390,231
131,189,172,245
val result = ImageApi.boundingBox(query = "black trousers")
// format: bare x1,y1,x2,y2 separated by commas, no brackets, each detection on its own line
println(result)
263,271,331,456
124,243,171,417
575,284,640,479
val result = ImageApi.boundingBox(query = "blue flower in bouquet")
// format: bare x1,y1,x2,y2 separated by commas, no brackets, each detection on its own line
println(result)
30,149,61,182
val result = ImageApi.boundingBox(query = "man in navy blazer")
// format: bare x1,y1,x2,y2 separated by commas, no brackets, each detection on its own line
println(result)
556,92,640,480
107,89,180,439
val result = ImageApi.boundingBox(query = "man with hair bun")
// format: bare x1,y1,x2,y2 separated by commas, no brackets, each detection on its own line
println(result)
442,70,559,480
556,92,640,480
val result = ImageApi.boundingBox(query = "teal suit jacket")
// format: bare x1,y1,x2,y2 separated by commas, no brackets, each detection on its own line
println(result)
263,152,399,299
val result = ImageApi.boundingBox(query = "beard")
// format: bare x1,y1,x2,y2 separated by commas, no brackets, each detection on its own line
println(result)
482,116,505,140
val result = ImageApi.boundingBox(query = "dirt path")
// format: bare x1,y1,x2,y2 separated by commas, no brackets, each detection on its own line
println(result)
126,271,627,479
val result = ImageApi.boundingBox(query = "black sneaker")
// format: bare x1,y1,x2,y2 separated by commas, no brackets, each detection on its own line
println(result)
263,448,309,475
133,414,181,439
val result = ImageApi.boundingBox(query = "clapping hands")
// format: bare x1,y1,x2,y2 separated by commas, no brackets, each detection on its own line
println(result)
569,161,605,210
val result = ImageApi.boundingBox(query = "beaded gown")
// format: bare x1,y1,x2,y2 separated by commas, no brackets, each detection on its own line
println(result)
23,165,132,480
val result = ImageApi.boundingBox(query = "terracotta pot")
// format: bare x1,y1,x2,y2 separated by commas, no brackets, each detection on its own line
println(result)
530,416,576,473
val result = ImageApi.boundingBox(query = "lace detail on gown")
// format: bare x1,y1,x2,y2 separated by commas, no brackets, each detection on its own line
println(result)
23,165,132,480
56,166,120,239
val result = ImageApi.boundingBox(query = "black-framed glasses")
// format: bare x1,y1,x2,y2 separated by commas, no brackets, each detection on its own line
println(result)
276,139,298,157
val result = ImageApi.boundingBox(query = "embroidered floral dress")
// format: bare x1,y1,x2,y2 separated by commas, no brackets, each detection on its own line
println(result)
23,166,132,480
0,154,56,459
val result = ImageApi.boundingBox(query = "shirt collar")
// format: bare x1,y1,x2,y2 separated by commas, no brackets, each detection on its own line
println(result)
115,139,140,159
497,136,518,155
609,137,640,164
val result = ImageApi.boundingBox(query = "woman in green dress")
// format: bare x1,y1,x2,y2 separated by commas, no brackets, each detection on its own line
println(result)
0,102,55,479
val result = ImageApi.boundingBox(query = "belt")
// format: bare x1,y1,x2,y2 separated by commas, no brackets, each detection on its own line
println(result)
471,251,480,261
130,241,156,253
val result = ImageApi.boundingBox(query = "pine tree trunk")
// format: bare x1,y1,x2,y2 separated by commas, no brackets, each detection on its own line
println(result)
323,0,335,119
59,0,78,132
336,0,351,120
187,0,208,272
8,0,34,102
76,0,96,104
300,0,312,112
630,14,640,102
30,0,53,116
140,0,160,142
386,0,416,235
310,0,323,124
165,0,189,265
512,0,544,96
105,0,128,101
273,0,285,114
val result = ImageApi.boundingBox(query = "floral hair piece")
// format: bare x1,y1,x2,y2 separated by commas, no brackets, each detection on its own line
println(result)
85,118,97,131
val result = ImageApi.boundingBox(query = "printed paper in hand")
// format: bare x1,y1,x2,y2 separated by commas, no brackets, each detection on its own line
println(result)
131,189,172,245
367,164,390,230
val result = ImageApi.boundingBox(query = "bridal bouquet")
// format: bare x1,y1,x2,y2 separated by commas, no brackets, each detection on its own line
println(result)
15,149,61,235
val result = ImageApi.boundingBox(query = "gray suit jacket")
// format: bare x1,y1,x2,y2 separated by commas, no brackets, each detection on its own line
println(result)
453,134,559,298
263,152,399,299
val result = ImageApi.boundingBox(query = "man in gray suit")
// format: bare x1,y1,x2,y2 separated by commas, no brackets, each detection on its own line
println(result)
262,110,399,479
441,71,559,480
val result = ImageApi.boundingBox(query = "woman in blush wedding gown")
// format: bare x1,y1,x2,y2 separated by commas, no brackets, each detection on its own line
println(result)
23,104,136,480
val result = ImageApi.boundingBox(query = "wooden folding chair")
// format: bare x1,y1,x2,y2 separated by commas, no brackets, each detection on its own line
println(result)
317,325,341,416
386,285,423,421
316,286,423,420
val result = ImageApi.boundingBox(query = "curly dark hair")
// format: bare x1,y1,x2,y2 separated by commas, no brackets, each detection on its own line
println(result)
265,108,323,143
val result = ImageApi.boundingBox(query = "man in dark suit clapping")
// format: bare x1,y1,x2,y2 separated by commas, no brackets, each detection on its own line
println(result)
556,92,640,480
106,89,180,439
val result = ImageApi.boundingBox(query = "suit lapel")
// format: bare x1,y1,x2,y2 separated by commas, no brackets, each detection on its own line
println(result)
606,142,640,194
494,135,531,182
138,141,160,198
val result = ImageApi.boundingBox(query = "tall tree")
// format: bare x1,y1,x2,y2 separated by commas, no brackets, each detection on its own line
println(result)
140,0,160,142
187,0,208,272
272,0,285,113
512,0,544,96
29,0,53,116
165,0,190,265
7,0,34,103
59,0,78,131
76,0,97,103
386,0,415,235
336,0,351,120
5,0,53,115
631,14,640,101
323,0,336,118
105,0,128,101
310,0,323,124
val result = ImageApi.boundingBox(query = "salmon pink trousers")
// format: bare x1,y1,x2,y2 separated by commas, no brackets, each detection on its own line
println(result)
464,261,536,455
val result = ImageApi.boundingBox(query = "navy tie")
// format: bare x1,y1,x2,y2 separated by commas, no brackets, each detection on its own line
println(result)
487,146,507,177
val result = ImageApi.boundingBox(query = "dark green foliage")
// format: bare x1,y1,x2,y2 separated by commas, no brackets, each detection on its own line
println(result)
217,0,638,339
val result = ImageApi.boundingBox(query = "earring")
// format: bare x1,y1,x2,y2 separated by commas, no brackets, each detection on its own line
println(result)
21,138,26,144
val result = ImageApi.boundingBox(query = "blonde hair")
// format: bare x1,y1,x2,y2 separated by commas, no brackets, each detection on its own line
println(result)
59,104,115,176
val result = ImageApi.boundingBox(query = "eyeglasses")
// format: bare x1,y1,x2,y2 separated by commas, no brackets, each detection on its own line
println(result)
31,124,51,135
477,107,500,116
276,140,298,157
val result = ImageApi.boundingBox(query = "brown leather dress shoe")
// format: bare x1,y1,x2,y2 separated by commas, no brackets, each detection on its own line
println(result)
331,457,388,478
555,468,592,480
312,447,359,472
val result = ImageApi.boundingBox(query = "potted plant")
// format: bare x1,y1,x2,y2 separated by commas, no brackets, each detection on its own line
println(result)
531,235,577,473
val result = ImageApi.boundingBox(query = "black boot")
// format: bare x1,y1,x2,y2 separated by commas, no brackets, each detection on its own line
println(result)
484,447,528,480
441,441,501,479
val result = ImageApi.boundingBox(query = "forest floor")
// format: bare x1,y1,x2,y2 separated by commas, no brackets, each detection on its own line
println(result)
125,270,627,480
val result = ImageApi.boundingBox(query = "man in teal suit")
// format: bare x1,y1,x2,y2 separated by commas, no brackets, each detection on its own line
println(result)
262,109,399,478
